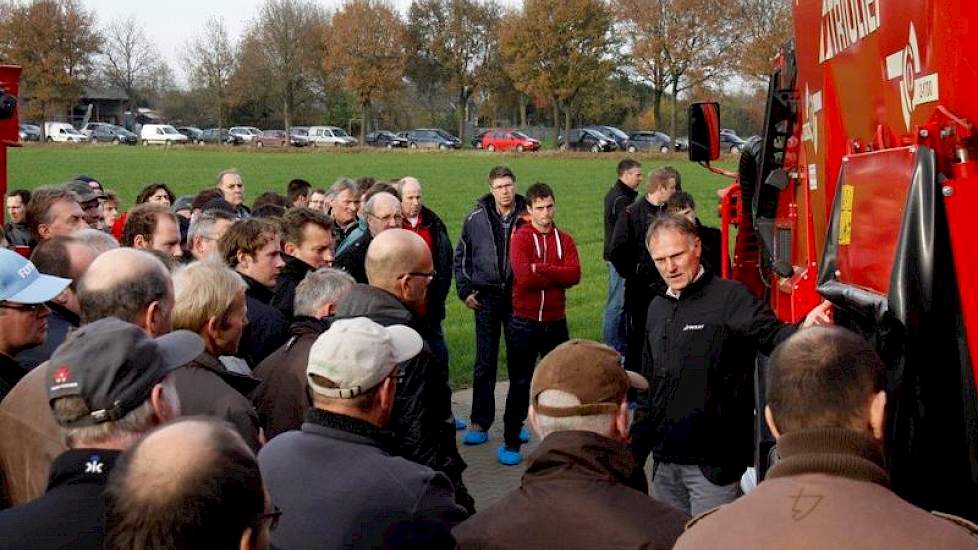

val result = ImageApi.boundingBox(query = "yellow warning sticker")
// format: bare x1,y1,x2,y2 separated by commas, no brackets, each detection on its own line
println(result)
839,184,854,245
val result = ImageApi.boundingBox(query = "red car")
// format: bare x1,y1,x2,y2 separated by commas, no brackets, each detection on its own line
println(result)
481,129,540,152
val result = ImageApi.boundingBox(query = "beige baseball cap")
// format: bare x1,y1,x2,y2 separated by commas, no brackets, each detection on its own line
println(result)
307,317,423,398
531,339,648,417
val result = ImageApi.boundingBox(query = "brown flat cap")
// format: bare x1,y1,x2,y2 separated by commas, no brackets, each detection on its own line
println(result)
530,339,648,418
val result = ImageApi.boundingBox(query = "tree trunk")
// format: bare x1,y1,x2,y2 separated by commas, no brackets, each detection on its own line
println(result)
284,96,291,133
670,76,680,138
519,93,527,127
563,106,572,151
652,88,664,130
551,100,560,148
360,99,369,144
458,86,467,141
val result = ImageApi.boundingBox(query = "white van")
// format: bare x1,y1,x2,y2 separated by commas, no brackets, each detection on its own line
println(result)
44,122,89,143
307,126,357,147
140,124,189,146
229,126,261,143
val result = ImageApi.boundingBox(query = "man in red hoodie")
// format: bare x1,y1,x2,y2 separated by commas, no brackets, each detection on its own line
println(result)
501,182,581,465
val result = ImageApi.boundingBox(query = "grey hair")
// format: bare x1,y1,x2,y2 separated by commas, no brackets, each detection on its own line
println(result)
55,375,179,448
363,192,398,218
73,228,120,255
187,209,235,244
328,177,359,197
534,390,618,439
294,268,355,317
395,176,421,194
214,168,241,187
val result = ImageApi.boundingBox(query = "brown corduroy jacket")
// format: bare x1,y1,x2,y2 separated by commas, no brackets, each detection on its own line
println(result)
674,428,978,549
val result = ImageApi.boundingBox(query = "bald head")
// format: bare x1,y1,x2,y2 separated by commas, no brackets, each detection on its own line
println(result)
398,177,423,219
366,229,431,289
364,192,403,237
78,248,173,333
105,418,266,550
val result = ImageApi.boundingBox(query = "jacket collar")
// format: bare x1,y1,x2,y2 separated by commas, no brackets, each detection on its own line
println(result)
615,179,639,198
302,408,395,451
190,351,261,395
333,284,416,327
524,431,648,493
662,267,714,301
240,273,275,304
477,193,527,221
288,315,329,337
281,254,313,278
47,448,122,491
47,301,80,327
766,428,890,487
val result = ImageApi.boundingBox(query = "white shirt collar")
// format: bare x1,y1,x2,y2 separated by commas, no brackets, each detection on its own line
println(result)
666,266,706,299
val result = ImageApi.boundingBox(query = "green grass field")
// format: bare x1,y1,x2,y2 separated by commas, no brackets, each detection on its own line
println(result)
7,144,733,388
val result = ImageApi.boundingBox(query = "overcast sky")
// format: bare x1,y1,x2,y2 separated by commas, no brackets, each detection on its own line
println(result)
84,0,521,86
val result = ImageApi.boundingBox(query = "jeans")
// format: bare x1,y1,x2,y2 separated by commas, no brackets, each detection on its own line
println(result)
503,316,569,449
602,262,627,355
651,462,740,517
428,322,449,384
469,292,514,432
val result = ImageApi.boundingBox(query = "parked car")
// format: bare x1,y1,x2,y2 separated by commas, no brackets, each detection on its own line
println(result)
80,122,116,138
625,131,673,153
481,129,541,152
557,128,617,152
289,127,310,147
255,130,288,148
229,126,261,143
585,125,630,150
140,124,188,146
307,126,357,147
18,123,40,142
90,125,138,145
44,122,89,143
719,129,747,154
404,128,462,150
365,130,408,148
471,129,490,149
177,127,203,141
198,128,242,145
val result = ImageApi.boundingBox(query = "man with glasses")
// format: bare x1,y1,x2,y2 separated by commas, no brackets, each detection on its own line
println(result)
454,166,526,448
0,248,71,400
187,209,236,261
334,192,402,284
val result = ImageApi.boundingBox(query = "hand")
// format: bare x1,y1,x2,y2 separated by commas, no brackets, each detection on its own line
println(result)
464,291,482,310
802,300,834,328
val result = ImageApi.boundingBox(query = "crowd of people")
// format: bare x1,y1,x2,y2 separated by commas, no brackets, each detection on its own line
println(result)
0,163,975,549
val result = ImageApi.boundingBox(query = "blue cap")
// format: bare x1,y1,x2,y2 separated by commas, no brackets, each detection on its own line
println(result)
0,248,71,304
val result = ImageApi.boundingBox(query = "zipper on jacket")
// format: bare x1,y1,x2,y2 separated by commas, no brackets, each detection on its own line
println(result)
538,234,547,321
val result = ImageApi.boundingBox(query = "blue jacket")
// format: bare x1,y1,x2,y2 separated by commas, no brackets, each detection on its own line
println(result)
453,194,526,300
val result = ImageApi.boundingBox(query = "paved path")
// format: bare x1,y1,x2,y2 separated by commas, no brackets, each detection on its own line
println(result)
452,381,656,510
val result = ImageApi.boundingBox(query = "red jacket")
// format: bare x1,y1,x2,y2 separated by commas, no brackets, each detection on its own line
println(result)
510,221,581,322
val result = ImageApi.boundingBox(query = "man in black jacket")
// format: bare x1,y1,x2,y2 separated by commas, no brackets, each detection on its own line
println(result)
4,189,31,247
666,191,725,276
630,215,832,516
335,229,475,514
602,159,642,355
271,207,335,320
453,166,527,445
219,218,289,367
609,167,678,373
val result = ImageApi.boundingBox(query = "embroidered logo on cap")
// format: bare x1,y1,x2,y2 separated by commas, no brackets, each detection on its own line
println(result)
84,454,104,474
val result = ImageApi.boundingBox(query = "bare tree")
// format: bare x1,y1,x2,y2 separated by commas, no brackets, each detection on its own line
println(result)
323,0,406,143
406,0,501,141
248,0,326,130
183,17,237,128
98,15,162,107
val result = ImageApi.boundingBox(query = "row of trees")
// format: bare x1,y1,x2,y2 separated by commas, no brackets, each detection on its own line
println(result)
0,0,791,142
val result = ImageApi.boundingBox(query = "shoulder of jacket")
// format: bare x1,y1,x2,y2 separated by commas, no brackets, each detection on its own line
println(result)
930,511,978,538
684,505,723,531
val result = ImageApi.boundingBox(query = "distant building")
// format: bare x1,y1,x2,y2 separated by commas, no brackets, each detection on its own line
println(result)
74,87,129,126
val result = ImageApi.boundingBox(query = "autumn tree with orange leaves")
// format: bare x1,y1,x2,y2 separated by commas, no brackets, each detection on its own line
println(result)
323,0,406,142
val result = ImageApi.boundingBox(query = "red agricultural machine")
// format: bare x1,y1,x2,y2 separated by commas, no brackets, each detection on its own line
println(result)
0,65,21,214
691,0,978,520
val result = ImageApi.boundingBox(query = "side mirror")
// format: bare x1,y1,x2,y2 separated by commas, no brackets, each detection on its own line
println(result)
689,102,720,162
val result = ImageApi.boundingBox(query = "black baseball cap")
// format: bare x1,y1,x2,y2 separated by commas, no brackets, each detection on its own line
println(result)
46,317,204,427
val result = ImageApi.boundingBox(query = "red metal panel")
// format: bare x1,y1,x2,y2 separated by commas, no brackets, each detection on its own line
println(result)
0,65,22,226
833,148,917,295
944,160,978,389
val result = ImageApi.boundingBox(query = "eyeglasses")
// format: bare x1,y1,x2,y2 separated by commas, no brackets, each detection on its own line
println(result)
0,302,47,313
257,506,283,531
369,213,403,224
401,270,437,281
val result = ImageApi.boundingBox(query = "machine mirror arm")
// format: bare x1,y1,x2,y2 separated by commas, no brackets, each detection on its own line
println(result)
699,161,738,178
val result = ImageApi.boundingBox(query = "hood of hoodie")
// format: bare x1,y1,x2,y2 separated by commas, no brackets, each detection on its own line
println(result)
332,284,414,327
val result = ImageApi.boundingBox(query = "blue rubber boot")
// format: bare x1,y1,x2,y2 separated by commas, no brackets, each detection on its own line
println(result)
453,417,466,431
463,428,488,446
519,426,530,443
496,445,523,466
